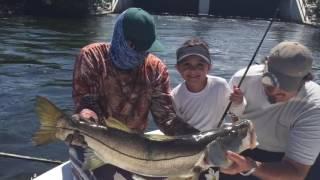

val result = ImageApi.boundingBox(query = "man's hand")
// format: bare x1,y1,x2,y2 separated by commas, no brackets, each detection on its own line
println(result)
230,86,244,105
79,108,98,123
65,131,87,147
221,151,311,180
220,151,259,175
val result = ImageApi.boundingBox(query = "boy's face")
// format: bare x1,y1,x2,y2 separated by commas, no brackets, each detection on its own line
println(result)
176,55,211,90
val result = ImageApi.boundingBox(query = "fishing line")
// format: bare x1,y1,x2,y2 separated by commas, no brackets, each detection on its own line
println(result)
217,8,280,128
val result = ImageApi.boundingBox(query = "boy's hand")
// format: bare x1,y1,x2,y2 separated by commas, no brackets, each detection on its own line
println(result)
230,86,244,105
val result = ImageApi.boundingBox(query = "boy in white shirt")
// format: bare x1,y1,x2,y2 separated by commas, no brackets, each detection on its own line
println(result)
171,38,246,131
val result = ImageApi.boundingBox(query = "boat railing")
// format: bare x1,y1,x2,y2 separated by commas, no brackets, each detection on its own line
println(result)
296,0,311,23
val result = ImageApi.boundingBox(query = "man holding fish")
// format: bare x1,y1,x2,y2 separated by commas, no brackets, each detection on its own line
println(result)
70,7,202,180
220,41,320,180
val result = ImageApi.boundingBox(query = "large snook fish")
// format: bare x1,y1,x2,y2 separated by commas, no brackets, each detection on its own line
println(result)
32,96,257,179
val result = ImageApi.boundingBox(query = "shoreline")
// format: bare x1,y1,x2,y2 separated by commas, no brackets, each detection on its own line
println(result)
0,1,319,27
0,1,25,17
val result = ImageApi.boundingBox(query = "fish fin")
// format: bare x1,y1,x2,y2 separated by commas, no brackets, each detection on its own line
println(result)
104,116,135,133
82,148,105,170
32,96,65,145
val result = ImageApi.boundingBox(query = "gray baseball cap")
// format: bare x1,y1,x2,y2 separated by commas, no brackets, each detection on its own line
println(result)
176,44,211,64
261,41,313,92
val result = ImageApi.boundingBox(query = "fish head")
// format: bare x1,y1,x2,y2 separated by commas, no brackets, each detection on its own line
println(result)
205,119,257,168
220,120,257,151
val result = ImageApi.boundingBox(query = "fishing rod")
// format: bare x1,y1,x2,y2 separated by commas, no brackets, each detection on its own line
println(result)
0,152,63,165
217,8,280,128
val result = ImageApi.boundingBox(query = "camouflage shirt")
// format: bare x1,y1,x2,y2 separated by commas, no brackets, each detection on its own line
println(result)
72,43,197,135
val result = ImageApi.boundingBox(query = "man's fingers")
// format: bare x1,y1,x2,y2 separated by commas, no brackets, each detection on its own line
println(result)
220,163,239,175
65,131,87,147
79,109,98,122
220,151,245,175
65,134,74,145
226,151,245,163
220,169,238,175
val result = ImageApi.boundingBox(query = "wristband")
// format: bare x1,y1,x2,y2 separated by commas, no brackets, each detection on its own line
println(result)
239,167,256,176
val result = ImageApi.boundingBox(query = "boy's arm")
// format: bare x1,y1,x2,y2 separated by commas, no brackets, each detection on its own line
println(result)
227,72,247,116
229,86,247,116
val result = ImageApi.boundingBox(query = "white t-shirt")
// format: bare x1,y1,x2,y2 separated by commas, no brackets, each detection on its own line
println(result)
230,64,320,165
171,75,246,131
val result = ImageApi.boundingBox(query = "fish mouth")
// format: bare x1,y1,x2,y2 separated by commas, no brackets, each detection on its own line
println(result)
229,120,256,151
203,120,258,168
223,120,250,137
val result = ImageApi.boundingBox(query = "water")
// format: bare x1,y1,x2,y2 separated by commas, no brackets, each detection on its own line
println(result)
0,15,319,179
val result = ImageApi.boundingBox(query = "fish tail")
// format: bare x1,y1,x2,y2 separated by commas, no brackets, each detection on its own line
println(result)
32,96,65,145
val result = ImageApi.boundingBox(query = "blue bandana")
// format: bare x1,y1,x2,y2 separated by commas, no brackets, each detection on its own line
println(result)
110,11,147,70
